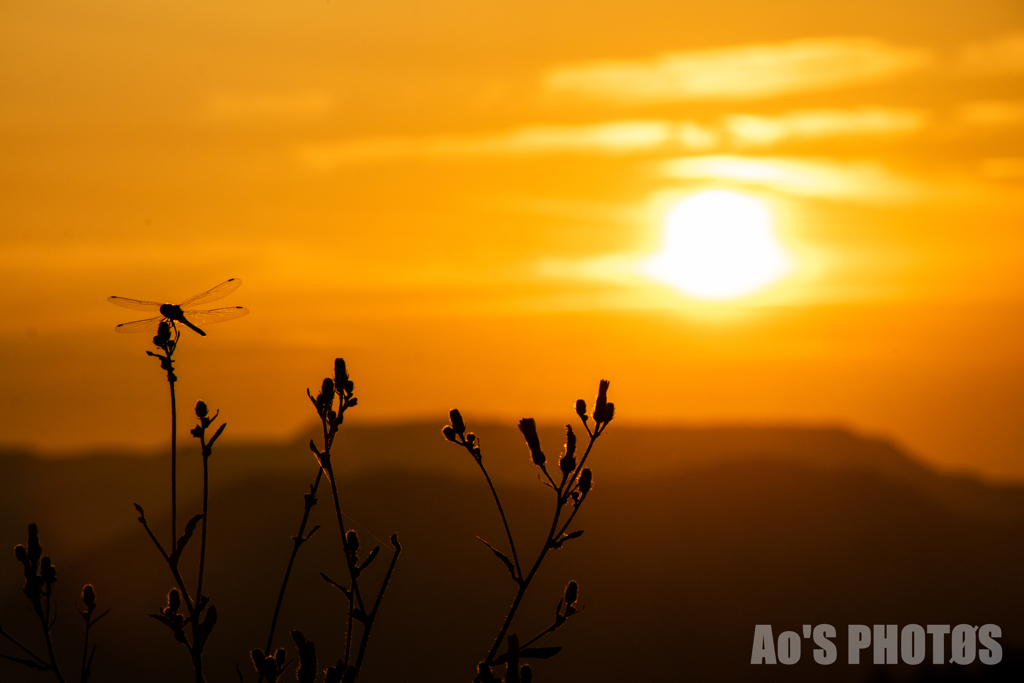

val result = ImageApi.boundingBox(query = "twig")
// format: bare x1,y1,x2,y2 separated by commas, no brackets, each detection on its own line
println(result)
443,380,613,680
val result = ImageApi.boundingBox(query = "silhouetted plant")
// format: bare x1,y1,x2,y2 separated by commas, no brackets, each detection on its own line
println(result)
303,359,401,682
5,282,614,683
134,323,226,683
0,524,108,683
443,379,614,682
147,320,181,545
135,394,223,682
242,358,400,683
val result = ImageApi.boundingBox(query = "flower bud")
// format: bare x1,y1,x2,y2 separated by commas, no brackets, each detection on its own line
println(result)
168,588,181,613
579,468,592,496
27,524,41,562
442,425,457,442
449,409,465,435
605,402,615,423
334,358,348,386
518,418,545,467
564,425,576,459
520,664,533,683
292,629,318,683
575,399,587,420
346,530,359,554
559,452,576,477
564,580,579,606
154,321,172,346
593,379,610,423
82,584,96,611
251,649,276,679
275,648,287,666
14,545,26,564
40,557,56,584
321,378,335,401
194,401,208,418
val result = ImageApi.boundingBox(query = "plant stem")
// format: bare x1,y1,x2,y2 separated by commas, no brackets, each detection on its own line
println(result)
353,542,401,672
474,458,522,578
169,368,177,547
35,594,65,683
480,429,600,670
263,468,323,655
322,461,365,613
196,451,210,607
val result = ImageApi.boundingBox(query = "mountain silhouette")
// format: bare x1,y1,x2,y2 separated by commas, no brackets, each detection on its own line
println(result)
1,424,1022,682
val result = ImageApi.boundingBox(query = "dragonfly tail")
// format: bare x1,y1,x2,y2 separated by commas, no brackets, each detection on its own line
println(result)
181,318,207,336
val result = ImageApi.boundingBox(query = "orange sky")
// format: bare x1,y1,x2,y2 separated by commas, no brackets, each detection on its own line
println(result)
2,0,1024,481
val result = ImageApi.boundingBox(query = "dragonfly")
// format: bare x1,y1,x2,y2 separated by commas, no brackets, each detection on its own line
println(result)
108,278,249,337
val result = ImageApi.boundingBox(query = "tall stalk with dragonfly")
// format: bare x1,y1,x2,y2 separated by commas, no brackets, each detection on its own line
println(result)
108,278,248,683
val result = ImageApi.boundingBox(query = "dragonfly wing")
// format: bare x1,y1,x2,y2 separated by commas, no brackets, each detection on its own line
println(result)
182,306,249,326
115,316,165,333
108,296,163,311
179,278,243,307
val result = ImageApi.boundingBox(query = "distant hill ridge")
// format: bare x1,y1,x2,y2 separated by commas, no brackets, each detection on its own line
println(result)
3,423,1024,682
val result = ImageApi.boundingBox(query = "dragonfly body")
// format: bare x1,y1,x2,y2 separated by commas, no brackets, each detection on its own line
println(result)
109,279,248,336
159,303,208,336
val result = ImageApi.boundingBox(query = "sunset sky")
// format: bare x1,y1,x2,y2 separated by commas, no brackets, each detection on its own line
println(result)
2,0,1023,481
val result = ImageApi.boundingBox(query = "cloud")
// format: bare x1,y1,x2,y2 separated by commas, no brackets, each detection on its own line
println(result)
296,105,935,170
957,32,1024,75
542,37,932,104
206,91,335,121
660,155,924,203
956,100,1024,126
296,120,721,169
723,108,928,147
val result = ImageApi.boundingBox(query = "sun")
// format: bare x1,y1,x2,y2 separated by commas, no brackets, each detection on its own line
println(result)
643,190,791,300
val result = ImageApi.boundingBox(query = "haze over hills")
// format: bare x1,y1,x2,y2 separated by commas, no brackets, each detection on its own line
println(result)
1,423,1022,682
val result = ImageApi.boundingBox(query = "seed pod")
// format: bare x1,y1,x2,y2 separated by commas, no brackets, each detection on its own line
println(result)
442,425,457,442
194,401,208,418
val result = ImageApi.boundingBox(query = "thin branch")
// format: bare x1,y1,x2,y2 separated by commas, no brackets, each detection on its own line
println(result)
0,624,49,667
262,468,324,656
353,536,401,672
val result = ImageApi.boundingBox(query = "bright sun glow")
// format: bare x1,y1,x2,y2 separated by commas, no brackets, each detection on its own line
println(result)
643,190,791,299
